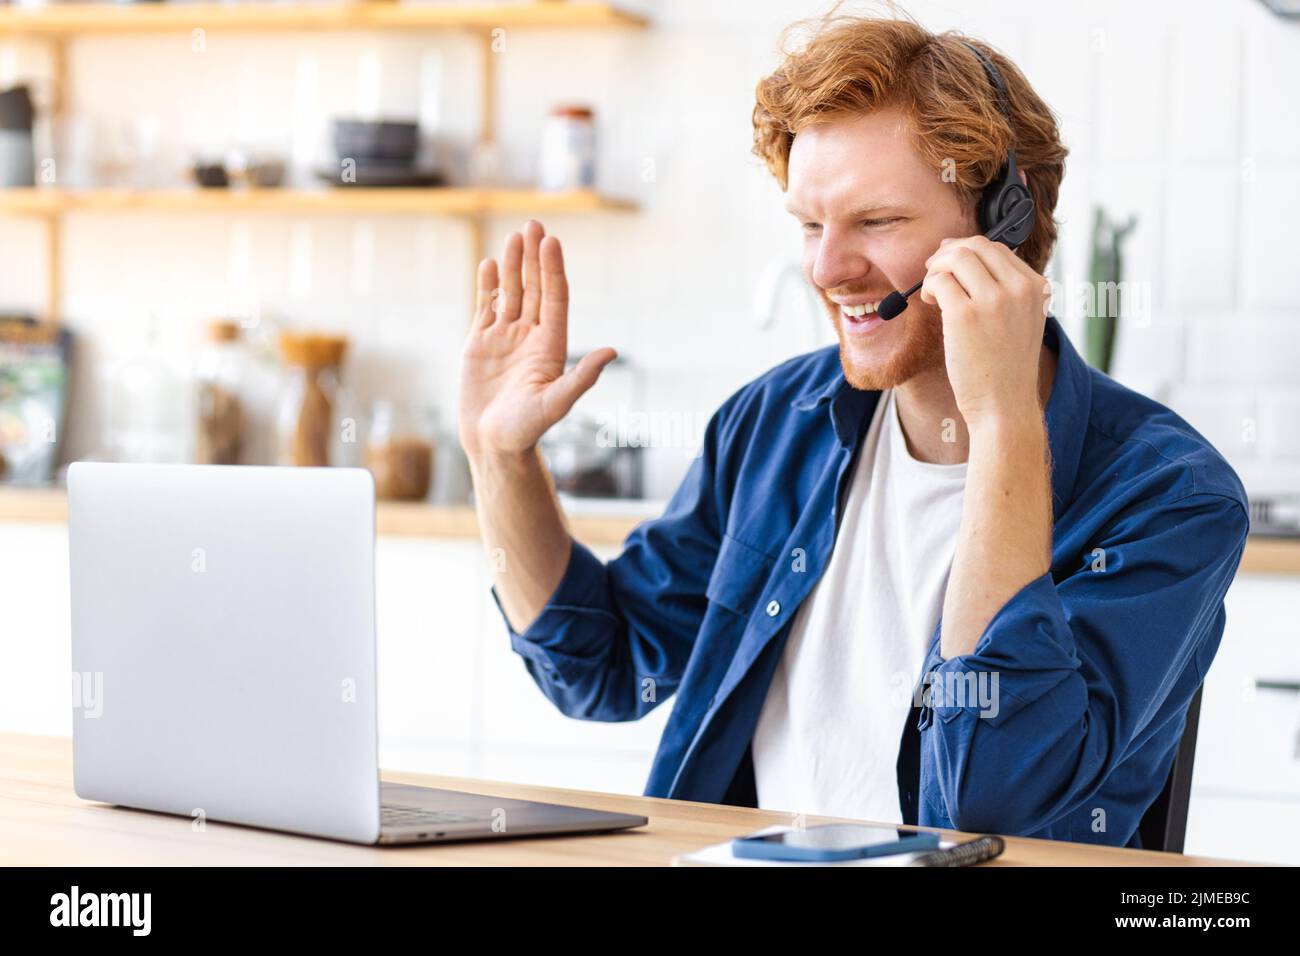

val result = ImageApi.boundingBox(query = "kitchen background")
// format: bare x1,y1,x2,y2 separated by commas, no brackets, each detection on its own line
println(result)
0,0,1297,863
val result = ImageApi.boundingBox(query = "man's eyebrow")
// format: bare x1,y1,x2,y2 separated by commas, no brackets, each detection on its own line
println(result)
784,200,909,220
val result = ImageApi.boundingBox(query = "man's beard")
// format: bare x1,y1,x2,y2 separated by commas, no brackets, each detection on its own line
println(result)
825,295,945,391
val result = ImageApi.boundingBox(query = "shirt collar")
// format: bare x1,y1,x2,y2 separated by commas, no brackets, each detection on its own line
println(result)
790,367,876,447
790,314,1092,518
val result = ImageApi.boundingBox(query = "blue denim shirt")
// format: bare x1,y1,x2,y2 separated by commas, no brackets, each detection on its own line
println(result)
491,315,1249,847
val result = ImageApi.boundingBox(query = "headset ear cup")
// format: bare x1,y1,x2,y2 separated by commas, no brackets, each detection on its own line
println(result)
992,149,1035,248
977,181,1001,234
996,182,1035,247
981,176,1035,248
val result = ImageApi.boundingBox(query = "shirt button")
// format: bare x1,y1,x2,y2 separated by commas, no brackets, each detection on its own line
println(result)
765,600,781,617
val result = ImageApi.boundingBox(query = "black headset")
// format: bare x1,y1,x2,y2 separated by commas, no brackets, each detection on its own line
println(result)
877,40,1037,320
961,40,1035,248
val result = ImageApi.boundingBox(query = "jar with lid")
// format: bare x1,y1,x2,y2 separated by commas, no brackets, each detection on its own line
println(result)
363,400,438,501
276,331,349,467
194,319,245,465
537,104,595,192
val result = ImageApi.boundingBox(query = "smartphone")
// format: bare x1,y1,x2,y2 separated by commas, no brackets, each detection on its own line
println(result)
732,824,940,862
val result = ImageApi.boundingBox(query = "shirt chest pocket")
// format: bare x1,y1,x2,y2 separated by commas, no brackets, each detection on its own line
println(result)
706,532,781,620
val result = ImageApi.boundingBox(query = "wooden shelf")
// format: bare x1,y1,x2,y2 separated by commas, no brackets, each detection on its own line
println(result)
0,485,640,546
4,484,1300,570
0,186,636,217
0,2,650,37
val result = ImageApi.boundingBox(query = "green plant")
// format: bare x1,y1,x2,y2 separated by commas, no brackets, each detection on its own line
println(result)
1084,206,1137,374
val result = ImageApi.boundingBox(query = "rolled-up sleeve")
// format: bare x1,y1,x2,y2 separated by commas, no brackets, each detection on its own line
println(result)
489,402,733,723
917,490,1249,835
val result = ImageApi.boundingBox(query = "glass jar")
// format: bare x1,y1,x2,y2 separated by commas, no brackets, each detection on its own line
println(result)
194,319,245,465
105,316,194,464
364,400,437,501
276,331,349,467
537,104,595,192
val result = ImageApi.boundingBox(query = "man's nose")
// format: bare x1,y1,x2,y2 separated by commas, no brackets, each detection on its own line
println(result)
811,227,872,292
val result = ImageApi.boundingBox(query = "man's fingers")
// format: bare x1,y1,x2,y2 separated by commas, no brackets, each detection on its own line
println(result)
945,235,1027,286
933,236,1053,318
920,269,969,315
539,235,569,328
543,348,617,421
473,257,500,330
927,245,998,304
500,231,524,323
521,220,545,322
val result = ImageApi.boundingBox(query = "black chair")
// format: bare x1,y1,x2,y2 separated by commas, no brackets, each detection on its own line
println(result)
1136,684,1204,853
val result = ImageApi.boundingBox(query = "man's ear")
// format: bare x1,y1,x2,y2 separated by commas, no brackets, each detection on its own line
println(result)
1018,169,1029,188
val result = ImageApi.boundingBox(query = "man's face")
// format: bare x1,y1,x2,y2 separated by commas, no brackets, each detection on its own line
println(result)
785,108,976,391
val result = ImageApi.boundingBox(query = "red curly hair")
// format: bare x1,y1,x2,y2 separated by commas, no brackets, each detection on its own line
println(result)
752,5,1068,273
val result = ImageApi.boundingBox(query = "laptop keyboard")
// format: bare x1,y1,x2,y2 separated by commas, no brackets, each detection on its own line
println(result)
380,804,482,828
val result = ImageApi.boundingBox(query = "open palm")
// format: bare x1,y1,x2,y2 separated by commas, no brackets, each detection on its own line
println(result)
458,221,617,459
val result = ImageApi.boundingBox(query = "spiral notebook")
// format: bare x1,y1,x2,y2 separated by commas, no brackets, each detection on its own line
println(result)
673,825,1005,867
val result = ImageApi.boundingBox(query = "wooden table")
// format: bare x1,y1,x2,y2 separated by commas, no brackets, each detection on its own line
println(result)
0,733,1258,867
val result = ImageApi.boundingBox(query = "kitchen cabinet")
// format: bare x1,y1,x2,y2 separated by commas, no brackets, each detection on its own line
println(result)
1184,572,1300,863
376,537,670,794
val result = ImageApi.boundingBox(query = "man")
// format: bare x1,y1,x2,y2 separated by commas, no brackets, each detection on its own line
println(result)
457,14,1248,848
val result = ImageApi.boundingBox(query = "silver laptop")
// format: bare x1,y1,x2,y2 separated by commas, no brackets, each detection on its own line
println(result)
67,461,646,845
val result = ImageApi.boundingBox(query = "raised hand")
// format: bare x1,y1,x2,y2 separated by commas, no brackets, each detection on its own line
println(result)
458,220,617,460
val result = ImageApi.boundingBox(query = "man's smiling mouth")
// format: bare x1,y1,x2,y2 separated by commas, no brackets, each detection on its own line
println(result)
839,300,880,320
831,298,888,334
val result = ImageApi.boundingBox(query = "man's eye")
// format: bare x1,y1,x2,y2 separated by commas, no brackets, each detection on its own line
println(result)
801,222,821,233
863,217,903,227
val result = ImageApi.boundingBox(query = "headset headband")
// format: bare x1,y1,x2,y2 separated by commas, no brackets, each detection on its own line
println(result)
959,40,1012,122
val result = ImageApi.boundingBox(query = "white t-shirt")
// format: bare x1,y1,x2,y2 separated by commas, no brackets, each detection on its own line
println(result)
752,388,968,823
